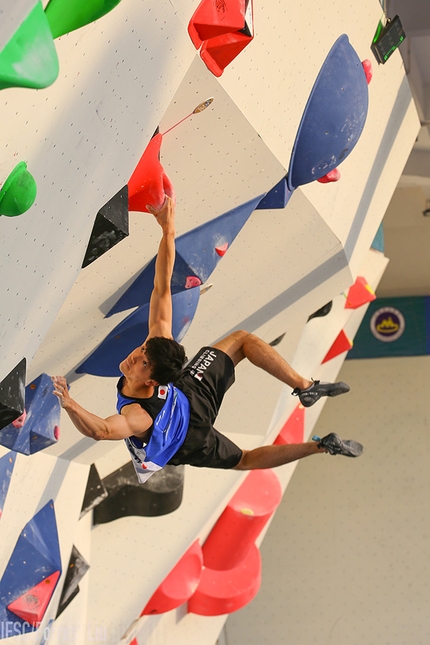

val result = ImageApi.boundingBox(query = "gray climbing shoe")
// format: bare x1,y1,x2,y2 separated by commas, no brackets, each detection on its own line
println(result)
292,379,350,407
313,432,363,457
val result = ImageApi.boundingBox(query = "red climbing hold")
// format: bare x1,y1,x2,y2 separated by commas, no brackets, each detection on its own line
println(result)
185,276,202,289
189,0,254,76
274,404,305,445
7,570,61,626
215,242,229,256
317,168,341,184
142,540,203,615
322,329,353,363
345,276,376,309
188,0,249,48
188,470,281,616
128,134,175,213
12,410,27,428
362,59,373,84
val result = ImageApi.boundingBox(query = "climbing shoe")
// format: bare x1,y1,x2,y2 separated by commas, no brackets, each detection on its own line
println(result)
292,379,350,407
312,432,363,457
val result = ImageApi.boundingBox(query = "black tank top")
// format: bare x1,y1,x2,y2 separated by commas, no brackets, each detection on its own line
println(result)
116,377,166,427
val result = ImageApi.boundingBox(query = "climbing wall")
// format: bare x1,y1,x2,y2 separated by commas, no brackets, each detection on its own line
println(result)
0,0,420,644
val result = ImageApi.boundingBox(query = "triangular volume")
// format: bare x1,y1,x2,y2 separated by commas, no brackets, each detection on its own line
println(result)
77,288,199,376
128,134,174,213
345,276,376,309
0,501,62,630
7,571,61,626
274,404,305,445
0,2,59,91
56,545,90,617
322,329,353,363
175,194,263,282
80,464,108,518
0,358,26,431
0,372,61,455
0,452,17,518
188,0,248,48
256,177,291,210
45,0,123,39
106,194,262,317
21,501,62,571
82,186,129,267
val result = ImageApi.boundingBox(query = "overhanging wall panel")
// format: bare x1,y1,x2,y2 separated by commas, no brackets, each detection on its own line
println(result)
0,0,196,381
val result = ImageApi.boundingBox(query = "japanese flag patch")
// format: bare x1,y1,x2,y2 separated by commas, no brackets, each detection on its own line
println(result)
157,385,168,400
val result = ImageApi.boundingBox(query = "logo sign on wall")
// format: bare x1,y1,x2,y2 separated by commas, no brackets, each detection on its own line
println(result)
370,306,405,343
347,296,430,359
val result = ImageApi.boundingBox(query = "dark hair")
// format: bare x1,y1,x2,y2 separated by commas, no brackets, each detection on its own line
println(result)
145,337,187,385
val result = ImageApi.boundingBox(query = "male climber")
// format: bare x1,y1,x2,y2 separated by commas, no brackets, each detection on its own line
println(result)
53,197,363,483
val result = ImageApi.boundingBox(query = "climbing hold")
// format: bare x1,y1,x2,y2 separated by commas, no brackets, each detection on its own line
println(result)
189,470,282,615
344,276,376,309
185,276,202,289
128,134,174,213
56,545,90,618
307,301,333,321
45,0,123,39
0,162,37,217
0,372,61,455
80,464,108,518
0,452,16,519
215,242,229,256
82,185,129,267
188,0,250,47
7,571,61,627
106,194,263,318
0,2,59,91
189,0,254,76
0,500,61,634
274,404,305,445
322,329,353,363
362,59,373,84
0,358,26,431
142,540,203,615
93,463,185,523
12,409,26,428
77,289,200,376
317,168,341,184
288,34,369,190
199,27,254,77
256,177,292,210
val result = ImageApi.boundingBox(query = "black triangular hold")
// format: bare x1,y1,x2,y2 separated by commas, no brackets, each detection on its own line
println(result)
0,358,26,430
80,464,108,518
56,544,90,618
269,333,286,347
82,185,129,268
307,301,333,322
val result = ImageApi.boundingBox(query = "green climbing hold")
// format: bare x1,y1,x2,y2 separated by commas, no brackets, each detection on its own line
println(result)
0,162,37,217
0,2,59,91
45,0,123,39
